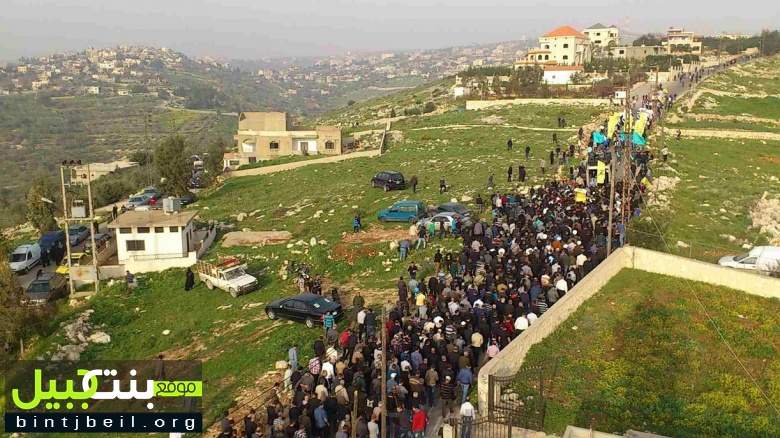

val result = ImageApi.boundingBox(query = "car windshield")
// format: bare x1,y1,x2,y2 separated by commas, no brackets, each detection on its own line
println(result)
11,253,26,262
733,253,749,262
310,296,333,309
27,282,50,293
223,268,246,281
129,196,145,203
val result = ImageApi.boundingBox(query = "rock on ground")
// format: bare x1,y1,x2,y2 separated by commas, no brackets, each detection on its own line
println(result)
222,231,293,247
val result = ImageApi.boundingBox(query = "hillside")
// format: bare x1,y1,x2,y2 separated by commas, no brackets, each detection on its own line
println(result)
14,95,606,431
0,93,236,226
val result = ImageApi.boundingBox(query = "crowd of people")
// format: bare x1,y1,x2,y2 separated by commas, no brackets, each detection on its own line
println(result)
208,56,763,438
218,102,660,438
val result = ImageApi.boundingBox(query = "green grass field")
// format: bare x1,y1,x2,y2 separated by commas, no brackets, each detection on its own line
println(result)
516,269,780,438
15,102,604,428
630,136,780,261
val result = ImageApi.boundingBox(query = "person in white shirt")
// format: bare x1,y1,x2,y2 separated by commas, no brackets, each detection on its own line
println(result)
514,315,529,332
527,312,538,325
322,361,335,379
460,400,476,438
555,277,569,294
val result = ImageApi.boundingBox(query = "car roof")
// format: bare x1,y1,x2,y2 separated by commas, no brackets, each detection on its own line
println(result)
41,230,64,238
14,243,37,251
292,293,330,303
393,200,422,206
32,273,57,282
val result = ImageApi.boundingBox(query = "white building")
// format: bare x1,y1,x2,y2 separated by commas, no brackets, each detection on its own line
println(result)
542,65,584,85
108,209,203,273
663,27,703,55
583,23,620,50
522,26,592,66
86,86,100,95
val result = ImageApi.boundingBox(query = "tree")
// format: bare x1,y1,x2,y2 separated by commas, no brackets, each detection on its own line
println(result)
633,33,662,47
155,136,191,196
205,138,228,179
129,149,153,166
26,176,57,233
0,236,24,359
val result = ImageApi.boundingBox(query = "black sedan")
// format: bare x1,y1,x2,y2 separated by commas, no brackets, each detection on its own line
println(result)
371,171,406,191
265,293,343,328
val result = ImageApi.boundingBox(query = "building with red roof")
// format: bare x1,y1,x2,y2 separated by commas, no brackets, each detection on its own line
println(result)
519,25,593,67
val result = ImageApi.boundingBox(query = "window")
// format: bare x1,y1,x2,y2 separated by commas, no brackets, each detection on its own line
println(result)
596,32,601,36
169,226,179,232
537,55,542,60
544,45,549,49
619,50,625,55
249,157,257,163
325,141,335,149
269,141,279,149
563,44,569,48
544,55,549,60
155,227,165,233
137,227,150,233
126,240,145,251
229,160,240,167
119,227,132,234
562,55,569,60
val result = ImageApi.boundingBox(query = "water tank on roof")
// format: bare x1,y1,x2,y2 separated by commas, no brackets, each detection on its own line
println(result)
163,197,181,214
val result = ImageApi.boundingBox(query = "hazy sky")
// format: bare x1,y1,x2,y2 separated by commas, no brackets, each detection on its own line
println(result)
1,0,777,62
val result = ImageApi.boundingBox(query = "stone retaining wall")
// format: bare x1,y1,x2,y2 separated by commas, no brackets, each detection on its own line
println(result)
466,98,612,111
477,246,780,414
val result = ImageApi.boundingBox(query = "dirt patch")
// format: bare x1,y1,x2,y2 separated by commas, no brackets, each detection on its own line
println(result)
160,338,208,360
222,231,293,247
687,113,780,127
750,192,780,245
342,225,410,244
332,243,379,265
666,127,780,141
760,155,780,165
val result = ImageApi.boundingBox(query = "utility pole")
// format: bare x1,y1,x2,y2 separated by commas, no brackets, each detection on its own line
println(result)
60,166,75,296
380,306,388,438
86,164,100,293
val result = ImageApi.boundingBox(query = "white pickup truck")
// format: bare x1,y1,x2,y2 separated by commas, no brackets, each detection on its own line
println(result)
196,258,258,297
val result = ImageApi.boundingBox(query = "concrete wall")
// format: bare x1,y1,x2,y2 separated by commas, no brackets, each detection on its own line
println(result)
477,246,632,415
466,98,611,111
477,246,780,414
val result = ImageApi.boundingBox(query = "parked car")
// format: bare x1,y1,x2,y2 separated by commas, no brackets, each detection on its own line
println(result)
38,230,65,263
377,200,427,223
178,191,198,206
9,243,41,273
84,232,112,254
68,224,90,246
371,171,406,191
265,293,343,328
127,193,153,209
418,212,472,232
719,246,780,273
56,252,88,276
435,202,472,218
140,186,161,198
24,273,68,305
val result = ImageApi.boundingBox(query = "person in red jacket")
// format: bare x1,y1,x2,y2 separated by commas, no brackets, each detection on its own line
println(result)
411,406,428,438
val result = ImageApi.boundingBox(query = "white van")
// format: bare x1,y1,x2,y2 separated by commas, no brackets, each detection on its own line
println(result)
718,246,780,273
9,243,42,274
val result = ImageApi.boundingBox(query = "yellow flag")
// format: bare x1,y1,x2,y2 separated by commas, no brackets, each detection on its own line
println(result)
575,188,587,203
596,161,606,184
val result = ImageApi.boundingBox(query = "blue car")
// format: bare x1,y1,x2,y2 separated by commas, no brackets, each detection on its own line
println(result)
377,200,427,223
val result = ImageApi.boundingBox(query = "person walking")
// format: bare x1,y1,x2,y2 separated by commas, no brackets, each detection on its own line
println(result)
456,366,473,403
184,267,195,291
487,174,494,190
323,311,335,337
353,215,362,233
411,407,428,438
288,344,298,371
518,165,526,183
524,145,531,160
41,248,49,268
459,400,476,438
439,177,447,194
409,175,418,193
506,165,512,182
506,138,513,150
439,376,457,419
